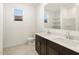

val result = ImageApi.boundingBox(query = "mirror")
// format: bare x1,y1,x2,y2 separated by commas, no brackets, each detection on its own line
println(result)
44,3,79,31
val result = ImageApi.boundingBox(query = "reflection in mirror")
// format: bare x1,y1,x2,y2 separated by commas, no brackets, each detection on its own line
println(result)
44,3,79,31
44,12,48,23
44,5,61,29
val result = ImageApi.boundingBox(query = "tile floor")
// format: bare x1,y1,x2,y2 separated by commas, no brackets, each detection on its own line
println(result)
3,43,38,55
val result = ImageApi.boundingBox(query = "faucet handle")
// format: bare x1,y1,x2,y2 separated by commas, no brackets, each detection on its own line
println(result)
66,31,69,35
65,31,70,39
65,32,73,40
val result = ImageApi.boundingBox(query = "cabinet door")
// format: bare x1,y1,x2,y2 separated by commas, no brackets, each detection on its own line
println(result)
47,46,59,55
41,37,47,55
47,40,59,55
35,35,41,54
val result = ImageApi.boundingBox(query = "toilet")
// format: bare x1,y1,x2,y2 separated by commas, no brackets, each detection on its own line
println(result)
27,37,35,45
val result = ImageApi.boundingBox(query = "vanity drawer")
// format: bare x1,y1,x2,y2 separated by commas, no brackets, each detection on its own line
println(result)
59,45,79,55
47,40,60,54
47,46,59,55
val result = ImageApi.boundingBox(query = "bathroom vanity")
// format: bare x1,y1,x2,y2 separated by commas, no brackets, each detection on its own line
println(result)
35,33,79,55
35,3,79,55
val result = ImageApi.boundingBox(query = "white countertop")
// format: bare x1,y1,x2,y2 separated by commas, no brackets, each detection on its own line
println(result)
36,33,79,53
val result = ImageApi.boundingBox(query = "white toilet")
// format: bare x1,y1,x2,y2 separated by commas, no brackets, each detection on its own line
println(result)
27,37,35,45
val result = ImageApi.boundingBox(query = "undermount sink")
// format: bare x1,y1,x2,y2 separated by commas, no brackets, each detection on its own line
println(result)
72,39,79,43
67,37,79,44
54,37,79,47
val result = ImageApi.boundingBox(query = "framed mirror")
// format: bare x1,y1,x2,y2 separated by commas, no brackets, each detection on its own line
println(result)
44,3,79,31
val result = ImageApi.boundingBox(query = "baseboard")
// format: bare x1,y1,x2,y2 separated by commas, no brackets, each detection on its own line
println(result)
3,41,27,49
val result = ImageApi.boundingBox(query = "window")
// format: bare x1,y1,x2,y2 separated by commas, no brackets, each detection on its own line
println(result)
14,8,23,21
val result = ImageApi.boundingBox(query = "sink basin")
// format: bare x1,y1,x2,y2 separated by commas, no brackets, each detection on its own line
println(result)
41,32,52,35
67,37,79,44
54,37,79,47
72,39,79,44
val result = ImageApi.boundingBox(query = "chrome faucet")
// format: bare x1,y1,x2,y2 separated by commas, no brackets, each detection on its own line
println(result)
47,30,51,34
65,32,71,39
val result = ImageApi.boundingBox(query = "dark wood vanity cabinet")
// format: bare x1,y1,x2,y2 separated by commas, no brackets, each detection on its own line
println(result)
47,40,60,55
35,35,79,55
35,35,41,54
59,45,79,55
35,35,47,55
40,37,47,55
47,39,79,55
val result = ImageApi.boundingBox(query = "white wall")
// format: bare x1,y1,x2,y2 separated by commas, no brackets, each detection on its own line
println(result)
0,3,3,54
36,4,44,32
76,4,79,31
3,3,37,48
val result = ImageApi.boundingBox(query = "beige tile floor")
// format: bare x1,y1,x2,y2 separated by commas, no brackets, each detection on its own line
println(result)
0,49,3,55
3,43,38,55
